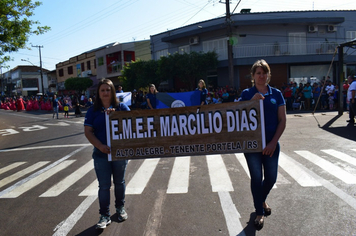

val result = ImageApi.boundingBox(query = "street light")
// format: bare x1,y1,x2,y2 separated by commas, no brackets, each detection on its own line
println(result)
21,58,44,94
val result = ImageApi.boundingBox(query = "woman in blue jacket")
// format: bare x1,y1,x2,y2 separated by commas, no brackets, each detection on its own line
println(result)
84,79,130,229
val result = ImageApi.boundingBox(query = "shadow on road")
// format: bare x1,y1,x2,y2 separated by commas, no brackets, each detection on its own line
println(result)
317,114,356,142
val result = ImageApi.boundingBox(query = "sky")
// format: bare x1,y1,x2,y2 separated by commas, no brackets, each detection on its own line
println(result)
3,0,356,72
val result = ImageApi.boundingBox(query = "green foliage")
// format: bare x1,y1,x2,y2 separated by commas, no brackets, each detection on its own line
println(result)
121,51,218,91
0,0,51,65
64,77,93,94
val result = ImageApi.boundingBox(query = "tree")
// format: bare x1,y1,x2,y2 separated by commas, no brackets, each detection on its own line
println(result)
64,77,93,94
121,51,218,91
0,0,50,65
121,60,161,91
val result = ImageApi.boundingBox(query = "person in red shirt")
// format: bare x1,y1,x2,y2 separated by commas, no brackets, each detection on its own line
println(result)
16,96,25,112
283,84,293,110
343,80,350,110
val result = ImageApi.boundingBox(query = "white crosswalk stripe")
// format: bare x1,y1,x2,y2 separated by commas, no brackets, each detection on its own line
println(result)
206,154,233,192
0,160,76,198
126,158,160,195
0,162,26,175
0,162,50,189
279,152,322,187
0,149,356,199
78,179,98,196
40,160,93,197
167,156,190,194
295,150,356,184
321,149,356,167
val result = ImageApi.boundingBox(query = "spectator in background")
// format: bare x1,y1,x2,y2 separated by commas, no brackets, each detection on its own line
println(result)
196,79,208,106
347,75,356,124
52,95,61,119
312,83,321,110
303,82,312,110
222,88,229,103
333,85,339,110
343,79,350,110
146,84,158,109
116,85,123,93
283,84,292,110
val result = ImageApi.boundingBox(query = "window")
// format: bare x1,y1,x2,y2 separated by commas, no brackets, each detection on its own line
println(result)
203,38,227,60
67,66,73,75
81,62,85,71
288,32,306,55
87,61,91,70
94,59,97,69
125,53,132,62
346,31,356,41
59,69,64,77
22,78,38,88
98,57,104,66
178,45,190,54
155,49,168,59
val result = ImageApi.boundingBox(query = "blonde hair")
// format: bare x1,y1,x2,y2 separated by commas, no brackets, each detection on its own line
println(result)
250,59,271,84
198,79,206,89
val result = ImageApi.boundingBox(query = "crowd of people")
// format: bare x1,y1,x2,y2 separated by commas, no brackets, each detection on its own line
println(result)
279,77,350,111
0,94,94,117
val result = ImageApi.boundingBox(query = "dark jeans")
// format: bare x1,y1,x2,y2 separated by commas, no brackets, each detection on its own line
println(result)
93,148,128,217
244,142,280,215
350,101,356,122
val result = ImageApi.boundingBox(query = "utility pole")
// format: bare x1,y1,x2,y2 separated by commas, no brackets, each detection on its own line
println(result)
224,1,234,88
32,45,45,94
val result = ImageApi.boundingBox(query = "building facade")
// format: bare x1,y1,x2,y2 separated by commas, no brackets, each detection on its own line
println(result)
150,10,356,90
4,66,50,96
95,40,151,86
55,40,150,95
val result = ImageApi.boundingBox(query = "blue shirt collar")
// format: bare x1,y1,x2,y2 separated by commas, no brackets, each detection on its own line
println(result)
252,84,273,96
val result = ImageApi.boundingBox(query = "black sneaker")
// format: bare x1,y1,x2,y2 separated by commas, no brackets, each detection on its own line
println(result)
116,206,128,222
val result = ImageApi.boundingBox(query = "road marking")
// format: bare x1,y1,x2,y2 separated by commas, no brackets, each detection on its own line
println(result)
40,160,93,197
0,162,49,189
43,122,70,126
218,191,245,236
206,155,233,192
0,146,87,198
126,158,160,194
0,162,26,175
295,151,356,184
167,156,190,194
0,144,91,153
143,190,166,236
53,195,97,236
235,153,279,188
0,111,48,120
279,152,322,187
234,153,250,178
0,129,20,136
321,149,356,167
283,152,356,211
0,160,76,198
78,179,98,196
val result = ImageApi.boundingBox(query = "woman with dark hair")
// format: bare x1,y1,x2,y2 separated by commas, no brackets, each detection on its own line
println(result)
196,79,208,105
238,59,286,230
146,84,157,109
84,78,130,229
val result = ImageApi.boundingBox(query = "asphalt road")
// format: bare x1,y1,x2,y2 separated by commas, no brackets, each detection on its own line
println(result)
0,108,355,236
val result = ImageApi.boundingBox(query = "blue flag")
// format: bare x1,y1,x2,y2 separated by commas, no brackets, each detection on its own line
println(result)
156,91,201,109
